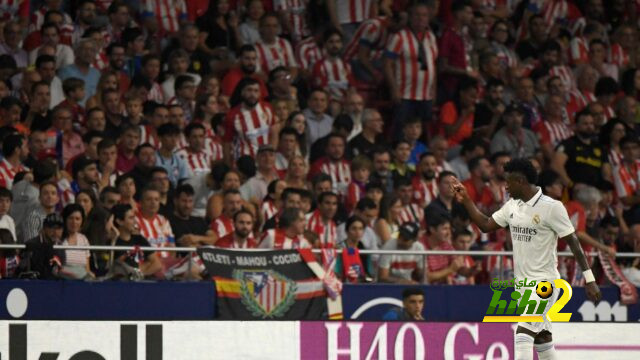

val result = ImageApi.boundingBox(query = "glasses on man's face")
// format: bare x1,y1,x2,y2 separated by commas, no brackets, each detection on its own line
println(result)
153,177,169,182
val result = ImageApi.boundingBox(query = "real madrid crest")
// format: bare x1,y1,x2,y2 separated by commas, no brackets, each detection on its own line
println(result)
533,214,540,225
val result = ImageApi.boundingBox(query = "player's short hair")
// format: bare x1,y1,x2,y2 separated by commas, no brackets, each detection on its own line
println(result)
402,287,424,300
504,158,538,184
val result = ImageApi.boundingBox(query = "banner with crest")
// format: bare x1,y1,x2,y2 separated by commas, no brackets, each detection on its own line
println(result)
198,248,327,320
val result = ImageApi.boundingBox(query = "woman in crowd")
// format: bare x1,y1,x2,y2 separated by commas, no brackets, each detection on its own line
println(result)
116,174,138,210
600,119,627,168
284,155,310,190
85,71,119,110
238,0,264,45
374,194,403,246
59,204,94,279
336,216,374,283
285,111,308,157
197,0,241,57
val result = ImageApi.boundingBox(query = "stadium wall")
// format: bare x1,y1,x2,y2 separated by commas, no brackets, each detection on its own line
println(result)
0,322,638,360
0,281,637,322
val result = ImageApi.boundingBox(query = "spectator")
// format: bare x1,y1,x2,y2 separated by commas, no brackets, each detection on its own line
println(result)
344,155,371,214
382,287,425,320
216,209,258,248
58,203,94,279
449,138,485,182
29,22,75,69
309,133,351,197
221,45,268,98
211,189,244,240
21,213,64,279
424,215,463,284
136,185,176,255
374,194,403,246
169,184,214,247
312,28,355,112
390,139,415,183
239,145,279,203
412,152,439,208
370,147,393,194
223,77,277,160
274,127,298,177
337,198,379,252
438,0,475,101
110,203,163,278
20,181,59,242
384,2,437,133
306,192,339,248
176,122,214,175
254,13,298,78
335,216,375,282
396,177,424,228
378,222,425,284
35,55,64,108
196,1,241,57
451,229,477,285
71,156,99,198
115,173,137,210
439,75,478,148
11,159,57,231
284,155,309,191
100,187,121,211
259,207,312,249
425,171,458,221
0,21,28,69
0,133,29,189
58,39,100,106
155,123,191,186
490,104,540,158
614,136,640,228
238,0,264,45
552,110,610,188
350,108,384,158
402,118,427,167
126,143,157,198
0,187,16,241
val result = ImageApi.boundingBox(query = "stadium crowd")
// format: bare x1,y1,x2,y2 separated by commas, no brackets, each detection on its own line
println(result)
0,0,637,286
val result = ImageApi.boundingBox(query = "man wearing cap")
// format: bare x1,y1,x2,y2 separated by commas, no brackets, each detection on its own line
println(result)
378,222,425,284
490,104,539,159
239,145,278,204
21,213,64,279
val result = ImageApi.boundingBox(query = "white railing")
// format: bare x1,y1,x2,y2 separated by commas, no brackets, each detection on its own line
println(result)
0,244,638,257
2,244,637,282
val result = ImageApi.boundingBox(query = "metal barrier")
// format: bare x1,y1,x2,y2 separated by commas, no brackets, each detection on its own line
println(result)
1,244,637,282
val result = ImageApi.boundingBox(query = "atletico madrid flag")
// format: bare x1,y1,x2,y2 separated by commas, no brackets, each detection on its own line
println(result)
198,248,327,320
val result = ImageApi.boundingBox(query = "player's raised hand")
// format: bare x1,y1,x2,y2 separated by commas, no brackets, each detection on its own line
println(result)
585,281,602,304
450,178,469,203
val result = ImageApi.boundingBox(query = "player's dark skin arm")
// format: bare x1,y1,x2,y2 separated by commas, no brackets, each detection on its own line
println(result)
563,232,602,304
451,178,502,233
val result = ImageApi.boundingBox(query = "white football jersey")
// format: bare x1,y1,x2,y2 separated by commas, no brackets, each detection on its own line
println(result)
491,188,574,281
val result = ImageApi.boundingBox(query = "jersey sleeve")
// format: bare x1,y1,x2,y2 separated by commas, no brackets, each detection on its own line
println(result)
547,201,575,238
491,201,510,228
385,33,402,59
222,111,236,142
284,41,298,68
259,231,273,249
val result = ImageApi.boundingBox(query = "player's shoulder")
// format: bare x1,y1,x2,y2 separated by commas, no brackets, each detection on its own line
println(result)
537,194,563,208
